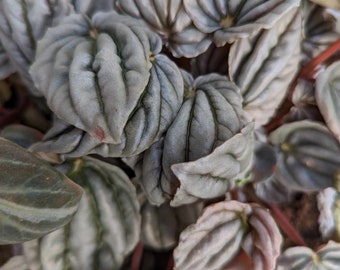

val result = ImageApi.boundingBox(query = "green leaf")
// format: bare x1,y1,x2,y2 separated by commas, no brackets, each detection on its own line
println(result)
269,120,340,192
316,61,340,143
183,0,300,46
277,241,340,270
31,157,141,270
228,7,301,127
0,124,43,148
0,137,83,244
174,201,282,270
0,256,29,270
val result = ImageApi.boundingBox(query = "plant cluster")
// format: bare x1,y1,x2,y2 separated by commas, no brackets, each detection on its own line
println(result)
1,0,340,269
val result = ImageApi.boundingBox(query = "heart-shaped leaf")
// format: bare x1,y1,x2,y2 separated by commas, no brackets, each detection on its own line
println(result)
0,137,83,244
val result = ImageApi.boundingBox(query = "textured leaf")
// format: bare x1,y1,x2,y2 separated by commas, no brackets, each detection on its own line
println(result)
0,124,43,148
0,137,83,244
114,0,211,57
277,241,340,270
183,0,300,46
140,73,249,205
228,7,301,127
316,61,340,143
301,2,340,65
30,12,183,156
269,120,340,192
0,0,74,94
171,123,254,206
141,201,202,250
174,200,282,270
71,0,114,16
33,157,141,270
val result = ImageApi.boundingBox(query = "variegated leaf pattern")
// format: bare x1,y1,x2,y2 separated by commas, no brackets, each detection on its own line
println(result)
30,12,183,156
316,61,340,144
269,120,340,192
113,0,211,57
0,0,74,94
277,241,340,270
183,0,300,46
30,157,141,270
174,200,282,270
139,73,251,206
141,201,202,250
171,123,254,206
0,137,83,244
301,2,340,65
229,7,301,127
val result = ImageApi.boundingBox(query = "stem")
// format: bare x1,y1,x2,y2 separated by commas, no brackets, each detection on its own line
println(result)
166,253,174,270
268,203,307,247
130,243,144,270
265,38,340,132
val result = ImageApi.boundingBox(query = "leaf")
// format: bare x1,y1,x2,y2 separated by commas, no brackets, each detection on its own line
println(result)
316,61,340,143
0,124,43,148
0,137,83,244
183,0,300,46
32,157,141,270
30,12,183,156
269,120,340,192
113,0,211,57
0,41,15,80
0,0,74,94
277,241,340,270
174,200,282,270
141,201,202,250
171,123,254,206
228,7,301,127
0,256,29,270
71,0,114,16
301,2,340,65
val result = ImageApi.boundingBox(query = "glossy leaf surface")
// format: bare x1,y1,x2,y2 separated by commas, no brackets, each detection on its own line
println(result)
0,137,83,244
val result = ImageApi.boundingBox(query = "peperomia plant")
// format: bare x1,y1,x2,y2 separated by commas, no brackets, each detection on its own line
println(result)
1,0,340,269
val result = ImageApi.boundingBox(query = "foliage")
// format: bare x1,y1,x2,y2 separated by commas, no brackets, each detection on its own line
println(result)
1,0,340,269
